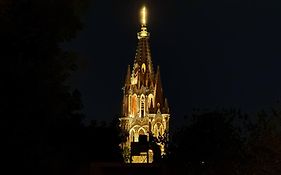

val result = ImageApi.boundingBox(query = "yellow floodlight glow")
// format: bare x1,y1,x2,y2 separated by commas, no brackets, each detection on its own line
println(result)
141,6,147,26
138,6,149,39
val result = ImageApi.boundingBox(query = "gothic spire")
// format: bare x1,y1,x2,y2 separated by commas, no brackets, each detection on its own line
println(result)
120,6,170,163
131,6,154,87
154,66,165,112
125,65,131,86
164,98,170,113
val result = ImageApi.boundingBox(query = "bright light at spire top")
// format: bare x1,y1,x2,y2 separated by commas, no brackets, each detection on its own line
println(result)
138,6,149,39
141,6,147,26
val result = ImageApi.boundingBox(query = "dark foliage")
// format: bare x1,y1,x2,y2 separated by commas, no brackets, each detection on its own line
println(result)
166,108,281,175
243,108,281,175
168,109,246,175
148,132,162,163
0,0,89,174
2,1,281,175
81,119,123,163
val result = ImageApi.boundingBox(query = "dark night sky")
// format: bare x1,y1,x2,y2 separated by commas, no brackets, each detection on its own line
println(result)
64,0,281,125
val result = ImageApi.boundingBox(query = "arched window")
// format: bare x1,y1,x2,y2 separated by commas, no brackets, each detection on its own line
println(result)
130,129,135,142
138,127,148,142
147,94,154,109
159,124,164,136
139,128,145,135
141,63,146,74
140,95,145,117
153,123,164,138
131,94,137,117
128,95,131,114
153,124,159,138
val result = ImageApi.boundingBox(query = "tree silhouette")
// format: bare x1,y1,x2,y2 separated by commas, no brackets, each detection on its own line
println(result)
169,109,245,175
244,108,281,175
82,118,123,163
1,0,89,174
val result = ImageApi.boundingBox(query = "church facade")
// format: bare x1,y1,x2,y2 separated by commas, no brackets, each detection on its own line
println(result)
119,7,170,163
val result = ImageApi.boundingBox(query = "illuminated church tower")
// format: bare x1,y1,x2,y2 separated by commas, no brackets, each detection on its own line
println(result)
119,6,170,163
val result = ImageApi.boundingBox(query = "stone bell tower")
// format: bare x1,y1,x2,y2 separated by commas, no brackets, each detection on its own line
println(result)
119,6,170,163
